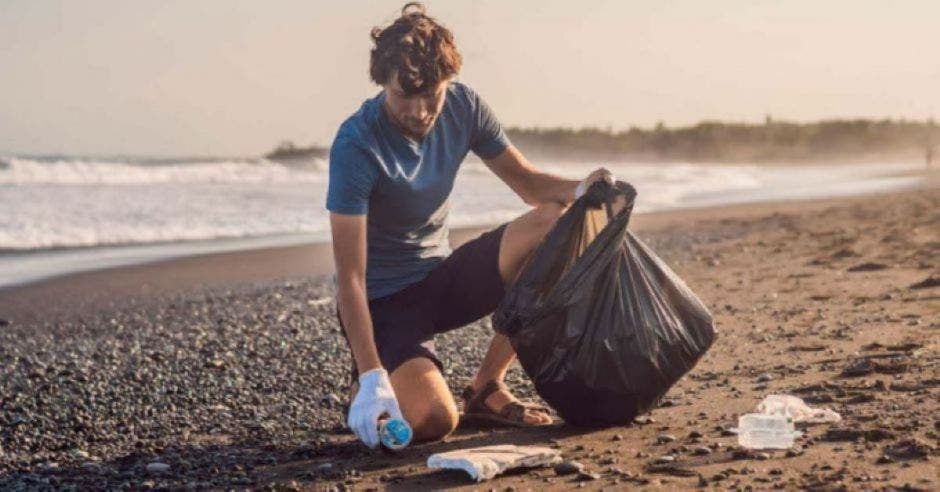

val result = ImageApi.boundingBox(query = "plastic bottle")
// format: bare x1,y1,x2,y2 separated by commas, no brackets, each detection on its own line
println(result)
378,418,413,450
736,413,798,450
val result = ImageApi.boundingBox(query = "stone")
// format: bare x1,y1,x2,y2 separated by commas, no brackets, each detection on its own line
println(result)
146,462,171,474
692,446,713,456
652,455,675,465
554,460,584,475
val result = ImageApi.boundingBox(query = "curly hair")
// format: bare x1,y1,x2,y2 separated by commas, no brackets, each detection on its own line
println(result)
369,3,462,95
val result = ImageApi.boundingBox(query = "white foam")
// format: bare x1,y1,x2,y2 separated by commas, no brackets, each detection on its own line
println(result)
0,156,325,184
0,156,925,256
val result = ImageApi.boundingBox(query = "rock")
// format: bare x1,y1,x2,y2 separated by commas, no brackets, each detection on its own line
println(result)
652,455,675,465
576,471,600,481
657,433,677,444
146,461,171,474
634,415,655,425
756,373,773,383
785,447,804,457
825,427,894,442
611,434,623,441
69,449,90,460
884,438,936,460
692,446,713,456
554,461,584,475
756,452,771,460
0,318,9,327
315,462,334,473
847,262,889,272
841,359,876,377
909,275,940,290
688,430,703,439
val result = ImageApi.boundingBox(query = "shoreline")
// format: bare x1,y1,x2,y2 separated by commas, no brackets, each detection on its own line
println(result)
0,184,931,328
2,164,932,291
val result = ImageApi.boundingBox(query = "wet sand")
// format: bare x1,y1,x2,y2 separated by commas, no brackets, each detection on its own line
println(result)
0,185,937,489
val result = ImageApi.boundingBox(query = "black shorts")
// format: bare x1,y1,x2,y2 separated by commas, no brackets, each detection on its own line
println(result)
337,223,509,378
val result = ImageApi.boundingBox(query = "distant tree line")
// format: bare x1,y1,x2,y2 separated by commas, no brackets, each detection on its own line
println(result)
505,118,939,163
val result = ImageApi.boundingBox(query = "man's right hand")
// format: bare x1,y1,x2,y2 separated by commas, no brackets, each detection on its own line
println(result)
347,368,404,448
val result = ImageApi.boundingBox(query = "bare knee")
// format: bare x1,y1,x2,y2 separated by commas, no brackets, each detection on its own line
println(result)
411,402,459,442
531,202,565,235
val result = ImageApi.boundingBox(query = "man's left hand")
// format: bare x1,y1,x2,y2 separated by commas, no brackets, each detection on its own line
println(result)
575,167,615,199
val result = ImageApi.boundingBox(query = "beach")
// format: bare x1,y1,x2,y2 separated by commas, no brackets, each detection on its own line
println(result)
0,184,937,489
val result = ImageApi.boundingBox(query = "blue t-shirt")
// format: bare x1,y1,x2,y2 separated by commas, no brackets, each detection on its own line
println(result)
326,82,511,300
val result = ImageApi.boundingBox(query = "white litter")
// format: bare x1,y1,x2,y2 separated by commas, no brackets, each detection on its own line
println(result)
734,394,842,450
756,394,841,424
426,444,562,482
736,413,802,449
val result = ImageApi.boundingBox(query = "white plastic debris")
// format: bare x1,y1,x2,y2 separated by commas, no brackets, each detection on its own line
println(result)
756,394,841,424
736,413,801,449
426,444,562,482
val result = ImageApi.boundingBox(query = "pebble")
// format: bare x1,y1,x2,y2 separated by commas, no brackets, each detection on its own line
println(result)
657,433,677,444
692,446,713,456
652,455,676,465
554,461,584,475
146,462,171,474
756,373,773,383
576,471,600,481
756,452,771,461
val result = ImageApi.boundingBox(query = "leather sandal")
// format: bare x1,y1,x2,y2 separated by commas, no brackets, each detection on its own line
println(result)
461,380,553,427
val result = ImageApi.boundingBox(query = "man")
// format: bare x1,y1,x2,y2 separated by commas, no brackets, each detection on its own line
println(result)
327,3,612,448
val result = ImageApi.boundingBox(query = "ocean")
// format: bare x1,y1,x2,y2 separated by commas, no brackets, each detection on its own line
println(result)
0,154,925,287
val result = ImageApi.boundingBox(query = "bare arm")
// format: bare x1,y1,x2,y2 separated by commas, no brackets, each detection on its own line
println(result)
330,212,382,375
482,146,580,206
483,146,614,206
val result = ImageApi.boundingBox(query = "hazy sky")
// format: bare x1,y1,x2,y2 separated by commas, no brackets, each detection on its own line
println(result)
2,0,939,156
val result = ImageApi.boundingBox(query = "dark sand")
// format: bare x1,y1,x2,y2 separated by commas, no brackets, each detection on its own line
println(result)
1,186,937,490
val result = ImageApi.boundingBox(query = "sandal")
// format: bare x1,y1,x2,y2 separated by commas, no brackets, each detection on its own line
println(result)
461,380,554,427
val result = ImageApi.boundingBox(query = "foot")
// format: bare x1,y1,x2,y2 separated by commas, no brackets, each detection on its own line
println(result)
466,379,552,426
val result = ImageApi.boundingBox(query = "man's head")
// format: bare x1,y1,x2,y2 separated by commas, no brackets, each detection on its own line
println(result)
370,3,462,139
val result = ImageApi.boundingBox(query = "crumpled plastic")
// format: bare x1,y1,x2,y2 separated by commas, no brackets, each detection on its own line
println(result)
493,181,717,426
756,394,842,424
426,445,561,481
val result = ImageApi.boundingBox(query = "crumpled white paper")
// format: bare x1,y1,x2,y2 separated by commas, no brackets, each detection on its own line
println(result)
757,394,842,424
427,444,562,481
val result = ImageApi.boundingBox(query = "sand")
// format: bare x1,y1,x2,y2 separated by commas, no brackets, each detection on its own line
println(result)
0,185,937,489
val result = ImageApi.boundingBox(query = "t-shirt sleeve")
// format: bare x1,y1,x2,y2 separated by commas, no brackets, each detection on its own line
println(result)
468,87,511,160
326,140,380,215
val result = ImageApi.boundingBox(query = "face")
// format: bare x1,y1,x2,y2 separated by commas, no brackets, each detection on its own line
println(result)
382,72,450,140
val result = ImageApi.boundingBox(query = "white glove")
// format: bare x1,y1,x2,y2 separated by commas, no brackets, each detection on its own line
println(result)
575,168,615,199
347,368,404,448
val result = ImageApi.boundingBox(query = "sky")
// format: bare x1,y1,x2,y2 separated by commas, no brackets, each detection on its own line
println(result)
1,0,939,156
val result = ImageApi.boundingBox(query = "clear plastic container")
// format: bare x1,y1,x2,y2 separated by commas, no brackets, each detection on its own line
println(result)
736,413,799,449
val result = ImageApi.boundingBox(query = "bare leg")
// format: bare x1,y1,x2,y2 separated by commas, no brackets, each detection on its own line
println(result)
349,357,459,443
469,202,566,424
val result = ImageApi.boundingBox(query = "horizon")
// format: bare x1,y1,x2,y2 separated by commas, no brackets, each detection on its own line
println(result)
2,0,939,156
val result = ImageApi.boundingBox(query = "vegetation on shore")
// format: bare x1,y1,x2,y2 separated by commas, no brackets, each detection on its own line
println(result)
271,118,939,163
507,117,939,163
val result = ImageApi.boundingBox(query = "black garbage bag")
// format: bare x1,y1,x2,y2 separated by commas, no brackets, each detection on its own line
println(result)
493,180,717,426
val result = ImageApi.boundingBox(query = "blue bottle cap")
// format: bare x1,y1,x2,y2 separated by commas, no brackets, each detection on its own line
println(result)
379,418,413,450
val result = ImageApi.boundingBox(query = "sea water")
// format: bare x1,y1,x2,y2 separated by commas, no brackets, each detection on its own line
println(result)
0,154,924,286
